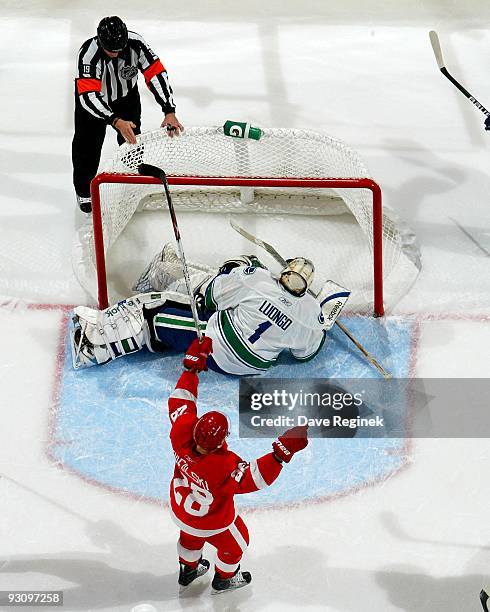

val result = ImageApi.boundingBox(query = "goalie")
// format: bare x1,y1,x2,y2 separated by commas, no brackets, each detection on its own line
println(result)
71,245,350,375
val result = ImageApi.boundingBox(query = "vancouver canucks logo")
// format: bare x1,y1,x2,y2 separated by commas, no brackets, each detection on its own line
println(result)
243,266,256,275
120,65,138,80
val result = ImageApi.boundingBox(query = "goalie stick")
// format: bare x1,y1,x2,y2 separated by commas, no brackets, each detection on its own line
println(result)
229,219,392,379
429,30,490,116
482,590,489,612
138,163,203,341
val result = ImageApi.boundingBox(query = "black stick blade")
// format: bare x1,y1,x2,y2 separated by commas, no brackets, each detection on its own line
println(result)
481,590,489,612
138,163,167,182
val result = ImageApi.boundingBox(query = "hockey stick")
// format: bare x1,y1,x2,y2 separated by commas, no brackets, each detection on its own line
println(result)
429,30,490,116
138,163,203,341
481,589,489,612
229,219,392,379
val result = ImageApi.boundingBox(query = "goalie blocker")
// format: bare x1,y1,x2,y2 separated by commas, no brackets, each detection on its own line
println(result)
71,247,350,374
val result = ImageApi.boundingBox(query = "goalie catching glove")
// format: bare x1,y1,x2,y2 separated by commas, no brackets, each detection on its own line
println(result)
183,337,213,372
272,425,309,463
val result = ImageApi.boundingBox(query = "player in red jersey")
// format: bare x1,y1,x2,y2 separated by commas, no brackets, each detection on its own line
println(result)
168,336,309,593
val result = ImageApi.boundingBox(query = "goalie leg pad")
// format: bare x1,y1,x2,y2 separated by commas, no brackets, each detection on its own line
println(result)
71,295,166,369
132,243,184,294
133,243,216,294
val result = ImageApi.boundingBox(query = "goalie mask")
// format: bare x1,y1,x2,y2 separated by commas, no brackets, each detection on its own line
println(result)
279,257,314,297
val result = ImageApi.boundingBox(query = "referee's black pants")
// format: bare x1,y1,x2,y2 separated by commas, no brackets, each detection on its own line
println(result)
72,88,142,198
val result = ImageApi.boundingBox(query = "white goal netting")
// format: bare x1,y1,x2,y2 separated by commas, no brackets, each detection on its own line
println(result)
73,126,420,314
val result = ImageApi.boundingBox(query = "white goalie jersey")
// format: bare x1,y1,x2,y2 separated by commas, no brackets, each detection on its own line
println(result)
204,266,326,375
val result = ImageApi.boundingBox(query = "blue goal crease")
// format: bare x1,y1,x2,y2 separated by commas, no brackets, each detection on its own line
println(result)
51,316,415,507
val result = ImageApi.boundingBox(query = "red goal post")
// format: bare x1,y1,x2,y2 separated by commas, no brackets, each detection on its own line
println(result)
90,172,384,315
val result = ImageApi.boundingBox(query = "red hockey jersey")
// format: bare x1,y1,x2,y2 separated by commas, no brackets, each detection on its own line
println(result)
168,370,282,536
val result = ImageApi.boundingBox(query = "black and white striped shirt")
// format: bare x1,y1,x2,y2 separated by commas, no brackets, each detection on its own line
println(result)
75,31,176,123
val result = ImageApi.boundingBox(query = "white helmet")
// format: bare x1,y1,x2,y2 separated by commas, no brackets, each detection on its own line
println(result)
279,257,314,297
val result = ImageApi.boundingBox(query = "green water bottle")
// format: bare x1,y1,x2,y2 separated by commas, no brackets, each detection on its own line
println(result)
223,120,262,141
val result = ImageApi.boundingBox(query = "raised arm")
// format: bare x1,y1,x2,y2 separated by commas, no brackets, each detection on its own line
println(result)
168,370,199,425
224,425,309,495
168,337,213,437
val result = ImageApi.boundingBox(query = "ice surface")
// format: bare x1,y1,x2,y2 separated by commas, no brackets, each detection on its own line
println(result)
1,2,489,611
53,316,413,508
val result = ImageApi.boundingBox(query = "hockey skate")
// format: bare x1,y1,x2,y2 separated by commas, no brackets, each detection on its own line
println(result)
178,557,210,592
76,195,92,213
211,567,252,594
70,313,112,369
71,316,97,368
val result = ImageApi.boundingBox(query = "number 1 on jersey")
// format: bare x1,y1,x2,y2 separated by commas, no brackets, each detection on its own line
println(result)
248,321,272,344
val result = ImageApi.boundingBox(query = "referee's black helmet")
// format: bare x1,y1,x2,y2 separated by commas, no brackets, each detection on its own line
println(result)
97,16,128,52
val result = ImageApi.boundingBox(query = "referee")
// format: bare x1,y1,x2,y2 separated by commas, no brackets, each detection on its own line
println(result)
72,16,184,213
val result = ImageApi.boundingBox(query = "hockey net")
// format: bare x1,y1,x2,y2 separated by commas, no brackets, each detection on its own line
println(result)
73,126,419,314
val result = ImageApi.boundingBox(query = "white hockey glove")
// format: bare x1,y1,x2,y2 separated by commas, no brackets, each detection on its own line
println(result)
316,281,351,330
